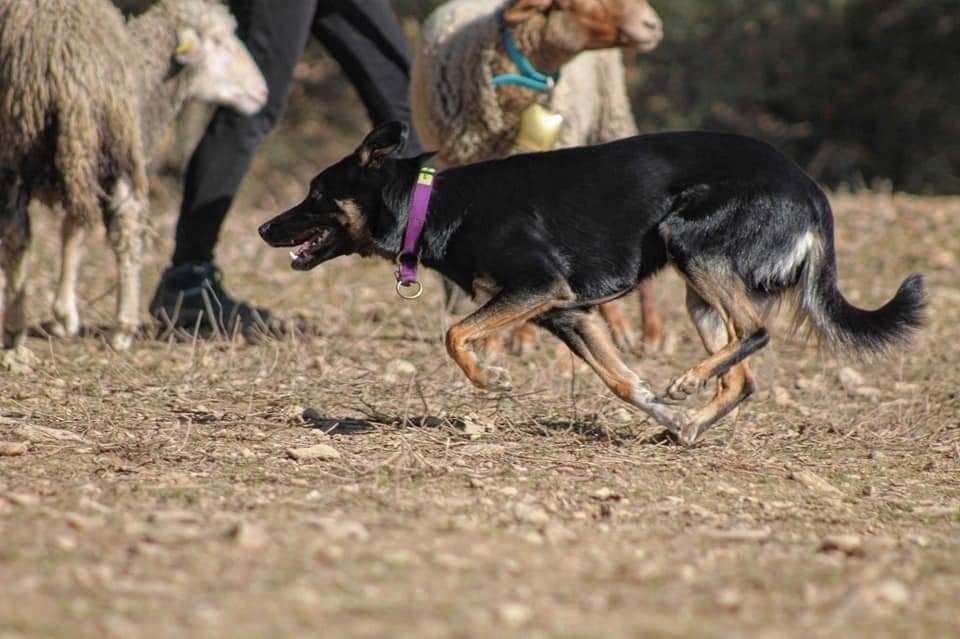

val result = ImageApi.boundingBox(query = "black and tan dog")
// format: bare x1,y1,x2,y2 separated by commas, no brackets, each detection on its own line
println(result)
259,122,925,444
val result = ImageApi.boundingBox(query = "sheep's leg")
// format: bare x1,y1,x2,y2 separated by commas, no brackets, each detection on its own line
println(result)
1,177,31,349
51,216,85,337
105,178,145,351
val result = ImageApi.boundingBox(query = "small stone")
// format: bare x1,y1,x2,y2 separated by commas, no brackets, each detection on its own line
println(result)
65,513,104,532
893,382,920,394
500,486,519,497
385,359,417,378
311,543,344,562
0,441,28,456
513,502,549,526
717,588,742,610
703,527,772,542
838,367,865,394
230,521,269,550
789,469,843,496
286,444,341,461
611,408,633,423
870,579,911,606
591,487,622,501
819,533,864,557
854,386,882,400
498,602,532,627
310,518,369,542
542,522,577,545
4,492,39,506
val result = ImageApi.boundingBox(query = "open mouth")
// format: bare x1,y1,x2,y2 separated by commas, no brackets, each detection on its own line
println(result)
289,229,330,270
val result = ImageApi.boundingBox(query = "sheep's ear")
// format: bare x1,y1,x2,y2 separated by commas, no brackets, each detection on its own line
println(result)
503,0,554,24
355,122,408,168
175,28,203,65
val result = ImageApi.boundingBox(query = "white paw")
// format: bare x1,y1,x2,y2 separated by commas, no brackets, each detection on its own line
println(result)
50,311,80,338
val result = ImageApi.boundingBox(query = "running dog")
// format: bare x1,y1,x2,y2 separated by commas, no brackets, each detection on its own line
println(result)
259,122,925,444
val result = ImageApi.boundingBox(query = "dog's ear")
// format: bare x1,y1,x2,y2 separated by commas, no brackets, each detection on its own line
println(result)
355,121,408,168
503,0,554,24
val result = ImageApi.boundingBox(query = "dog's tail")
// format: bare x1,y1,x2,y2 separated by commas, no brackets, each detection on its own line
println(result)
794,205,926,357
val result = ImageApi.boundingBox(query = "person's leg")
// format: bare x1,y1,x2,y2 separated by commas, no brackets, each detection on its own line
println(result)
312,0,423,155
152,0,318,333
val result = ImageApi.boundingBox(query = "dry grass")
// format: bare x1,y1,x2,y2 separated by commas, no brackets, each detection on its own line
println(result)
1,97,959,638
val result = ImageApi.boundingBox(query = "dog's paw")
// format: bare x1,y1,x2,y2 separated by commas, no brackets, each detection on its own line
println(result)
666,371,706,401
478,364,512,392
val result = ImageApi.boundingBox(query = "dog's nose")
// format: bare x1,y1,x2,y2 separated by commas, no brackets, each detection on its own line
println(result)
258,221,271,239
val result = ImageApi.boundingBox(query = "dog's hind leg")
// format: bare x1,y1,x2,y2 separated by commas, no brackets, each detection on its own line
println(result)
536,307,684,436
598,300,635,351
446,284,574,391
638,281,664,350
677,284,757,443
666,261,768,403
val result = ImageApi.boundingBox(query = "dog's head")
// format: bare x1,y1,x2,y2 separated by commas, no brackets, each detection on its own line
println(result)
503,0,663,52
258,122,408,270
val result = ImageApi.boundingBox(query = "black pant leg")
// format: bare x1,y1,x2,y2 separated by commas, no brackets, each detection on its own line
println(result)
313,0,423,155
172,0,317,266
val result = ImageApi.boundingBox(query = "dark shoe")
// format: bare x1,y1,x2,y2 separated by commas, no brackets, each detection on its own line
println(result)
149,262,273,339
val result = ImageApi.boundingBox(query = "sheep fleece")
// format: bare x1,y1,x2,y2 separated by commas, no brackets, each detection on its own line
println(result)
0,0,146,225
411,0,639,168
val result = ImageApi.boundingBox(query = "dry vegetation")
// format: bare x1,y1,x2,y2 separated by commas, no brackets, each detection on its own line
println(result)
1,81,958,637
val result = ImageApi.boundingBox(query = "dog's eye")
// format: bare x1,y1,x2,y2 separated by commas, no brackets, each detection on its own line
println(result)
310,188,322,201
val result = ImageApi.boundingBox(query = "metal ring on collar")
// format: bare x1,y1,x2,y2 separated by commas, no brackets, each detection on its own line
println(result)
396,280,423,300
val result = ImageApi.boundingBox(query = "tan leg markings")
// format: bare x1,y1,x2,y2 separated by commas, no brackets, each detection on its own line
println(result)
446,287,572,390
507,322,538,356
598,300,636,351
673,283,759,444
666,267,766,401
638,281,664,349
544,309,682,433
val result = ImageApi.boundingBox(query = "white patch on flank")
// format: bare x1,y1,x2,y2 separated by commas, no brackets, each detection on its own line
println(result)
758,230,816,287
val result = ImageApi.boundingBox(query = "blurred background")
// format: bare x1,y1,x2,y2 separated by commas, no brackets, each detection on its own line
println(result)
116,0,959,194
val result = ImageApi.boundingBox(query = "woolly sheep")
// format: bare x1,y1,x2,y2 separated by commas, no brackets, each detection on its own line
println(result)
412,0,665,352
0,0,267,351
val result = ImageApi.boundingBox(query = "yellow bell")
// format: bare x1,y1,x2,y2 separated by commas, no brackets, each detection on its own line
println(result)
513,103,564,152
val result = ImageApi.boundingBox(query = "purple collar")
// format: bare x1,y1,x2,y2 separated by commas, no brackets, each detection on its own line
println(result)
395,167,436,299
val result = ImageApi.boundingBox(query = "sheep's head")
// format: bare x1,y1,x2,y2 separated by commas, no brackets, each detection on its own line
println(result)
172,0,268,115
503,0,663,52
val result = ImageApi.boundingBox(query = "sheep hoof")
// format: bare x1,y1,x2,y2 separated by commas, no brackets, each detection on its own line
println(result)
50,313,80,338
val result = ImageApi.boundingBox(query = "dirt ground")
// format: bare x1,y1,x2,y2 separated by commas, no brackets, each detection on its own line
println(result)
2,92,959,637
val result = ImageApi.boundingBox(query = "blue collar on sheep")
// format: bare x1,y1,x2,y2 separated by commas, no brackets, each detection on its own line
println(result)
491,20,559,93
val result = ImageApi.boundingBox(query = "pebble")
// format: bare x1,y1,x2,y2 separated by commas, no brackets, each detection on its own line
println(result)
65,512,104,532
772,386,793,406
591,487,622,501
0,441,28,456
869,579,911,606
838,367,865,394
819,533,864,557
310,517,369,542
498,603,533,627
542,522,577,545
789,469,843,496
385,359,417,378
230,521,269,550
286,443,341,461
513,502,550,526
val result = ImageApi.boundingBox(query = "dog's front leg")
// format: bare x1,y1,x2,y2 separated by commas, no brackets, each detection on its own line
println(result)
446,285,573,391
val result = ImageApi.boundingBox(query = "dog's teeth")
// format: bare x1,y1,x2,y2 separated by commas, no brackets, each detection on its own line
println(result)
289,251,298,260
